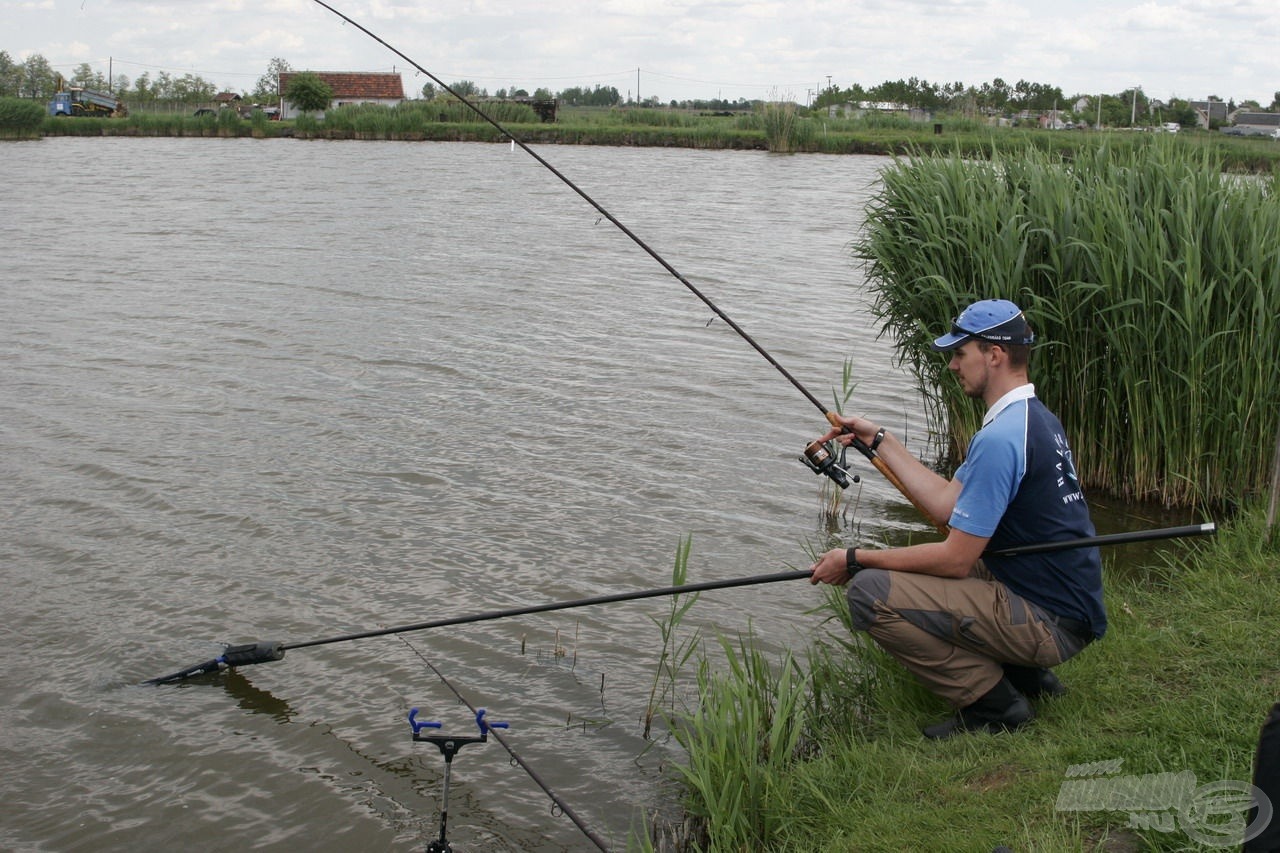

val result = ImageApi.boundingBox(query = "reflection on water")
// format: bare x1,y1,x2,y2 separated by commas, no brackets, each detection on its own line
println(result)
220,670,297,723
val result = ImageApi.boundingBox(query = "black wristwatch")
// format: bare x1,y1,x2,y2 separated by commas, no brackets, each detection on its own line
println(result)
846,548,864,576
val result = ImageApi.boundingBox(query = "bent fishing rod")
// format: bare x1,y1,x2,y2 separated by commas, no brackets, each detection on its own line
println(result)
305,0,926,518
143,521,1214,685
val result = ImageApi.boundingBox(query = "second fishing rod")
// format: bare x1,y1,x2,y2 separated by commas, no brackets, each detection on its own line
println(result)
305,0,923,518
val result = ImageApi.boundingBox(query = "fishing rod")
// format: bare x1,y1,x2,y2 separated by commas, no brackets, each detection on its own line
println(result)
143,521,1214,685
144,568,805,685
305,0,920,512
986,521,1216,557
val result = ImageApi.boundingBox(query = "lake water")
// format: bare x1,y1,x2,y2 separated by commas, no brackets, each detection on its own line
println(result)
0,135,954,850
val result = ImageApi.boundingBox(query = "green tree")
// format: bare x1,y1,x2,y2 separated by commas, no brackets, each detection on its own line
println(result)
449,80,480,97
171,72,216,104
283,71,333,114
132,71,152,104
421,81,438,99
21,54,56,99
71,61,108,90
254,57,291,101
1162,98,1198,128
153,70,173,100
1008,79,1064,112
0,51,20,98
977,78,1012,112
1094,88,1147,127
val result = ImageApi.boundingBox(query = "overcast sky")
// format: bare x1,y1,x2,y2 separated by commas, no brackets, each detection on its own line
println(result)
5,0,1278,105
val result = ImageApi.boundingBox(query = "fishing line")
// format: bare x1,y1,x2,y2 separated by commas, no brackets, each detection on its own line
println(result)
306,4,830,418
396,634,612,851
306,0,935,521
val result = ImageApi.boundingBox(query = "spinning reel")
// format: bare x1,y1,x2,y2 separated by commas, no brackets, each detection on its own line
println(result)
800,439,859,489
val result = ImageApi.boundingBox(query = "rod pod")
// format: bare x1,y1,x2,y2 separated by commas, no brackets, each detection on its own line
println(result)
409,707,509,853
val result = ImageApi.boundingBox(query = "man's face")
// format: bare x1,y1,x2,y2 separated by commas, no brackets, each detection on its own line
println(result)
948,340,991,399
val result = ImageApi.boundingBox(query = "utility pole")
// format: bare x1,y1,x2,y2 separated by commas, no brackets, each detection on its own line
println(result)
636,67,640,105
1131,86,1138,126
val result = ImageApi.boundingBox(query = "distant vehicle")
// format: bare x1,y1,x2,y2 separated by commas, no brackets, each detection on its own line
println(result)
47,77,127,118
239,106,281,121
1161,122,1180,133
193,108,217,117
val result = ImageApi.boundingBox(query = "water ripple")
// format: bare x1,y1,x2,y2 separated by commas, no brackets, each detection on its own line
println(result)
0,138,920,851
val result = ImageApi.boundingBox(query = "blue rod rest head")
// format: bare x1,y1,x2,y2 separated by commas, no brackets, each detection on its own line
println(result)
475,708,509,734
408,707,443,734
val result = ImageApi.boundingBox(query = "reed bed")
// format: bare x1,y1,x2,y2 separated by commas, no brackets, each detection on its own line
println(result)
857,137,1280,509
0,97,47,138
38,111,288,138
31,105,1280,172
734,101,815,153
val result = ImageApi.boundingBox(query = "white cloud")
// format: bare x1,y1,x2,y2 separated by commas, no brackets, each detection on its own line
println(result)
3,0,1276,103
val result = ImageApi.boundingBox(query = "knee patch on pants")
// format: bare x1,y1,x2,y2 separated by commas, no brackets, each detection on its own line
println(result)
846,569,891,631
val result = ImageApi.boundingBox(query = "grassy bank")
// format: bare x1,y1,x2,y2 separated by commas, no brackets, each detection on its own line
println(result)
656,508,1278,851
34,104,1280,173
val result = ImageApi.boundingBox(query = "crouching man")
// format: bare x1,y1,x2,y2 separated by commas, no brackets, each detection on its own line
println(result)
810,299,1105,739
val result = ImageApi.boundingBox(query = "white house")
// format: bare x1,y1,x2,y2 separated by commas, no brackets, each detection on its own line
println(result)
278,71,406,119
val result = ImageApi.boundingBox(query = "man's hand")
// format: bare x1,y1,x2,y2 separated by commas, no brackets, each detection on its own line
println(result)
810,547,855,585
815,412,880,449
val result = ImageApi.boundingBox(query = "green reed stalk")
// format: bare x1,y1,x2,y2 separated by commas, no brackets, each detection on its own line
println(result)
667,631,809,850
857,138,1280,510
641,536,702,740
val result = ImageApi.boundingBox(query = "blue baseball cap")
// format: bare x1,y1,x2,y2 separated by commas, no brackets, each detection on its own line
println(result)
930,299,1036,351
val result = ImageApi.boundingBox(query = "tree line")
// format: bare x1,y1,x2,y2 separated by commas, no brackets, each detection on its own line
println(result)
5,49,1278,122
812,75,1280,127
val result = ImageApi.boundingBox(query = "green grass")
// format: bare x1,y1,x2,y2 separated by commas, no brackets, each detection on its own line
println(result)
650,508,1279,851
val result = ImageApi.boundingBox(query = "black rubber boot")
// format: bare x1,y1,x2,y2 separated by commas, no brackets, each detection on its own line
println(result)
923,677,1033,740
1002,664,1066,699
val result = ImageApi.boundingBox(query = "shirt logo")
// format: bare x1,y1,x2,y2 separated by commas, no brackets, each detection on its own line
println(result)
1055,432,1084,504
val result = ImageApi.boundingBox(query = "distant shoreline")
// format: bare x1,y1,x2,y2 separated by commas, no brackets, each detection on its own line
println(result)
29,118,1280,173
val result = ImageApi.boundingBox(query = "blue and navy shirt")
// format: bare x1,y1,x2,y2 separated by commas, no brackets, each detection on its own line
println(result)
950,384,1107,638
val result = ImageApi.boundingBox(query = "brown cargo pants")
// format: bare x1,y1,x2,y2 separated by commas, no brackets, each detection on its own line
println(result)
846,566,1090,707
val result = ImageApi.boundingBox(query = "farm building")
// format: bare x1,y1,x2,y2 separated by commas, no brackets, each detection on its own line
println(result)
278,71,406,119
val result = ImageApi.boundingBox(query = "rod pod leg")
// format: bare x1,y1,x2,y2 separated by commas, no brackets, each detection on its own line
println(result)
409,708,507,853
426,747,457,853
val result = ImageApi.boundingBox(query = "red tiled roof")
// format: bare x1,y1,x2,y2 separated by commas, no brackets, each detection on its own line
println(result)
278,71,405,100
